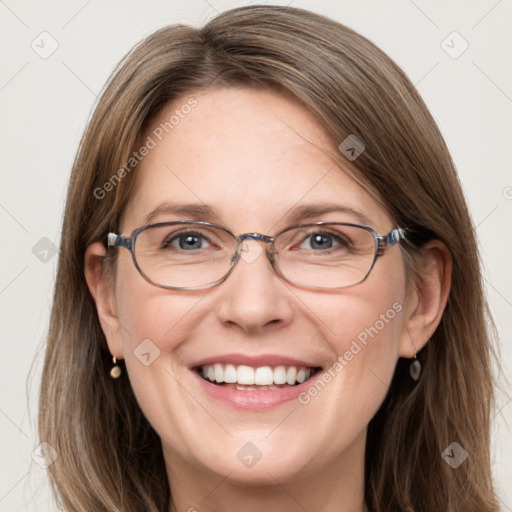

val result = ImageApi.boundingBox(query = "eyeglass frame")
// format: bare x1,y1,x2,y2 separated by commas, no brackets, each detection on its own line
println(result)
107,220,406,291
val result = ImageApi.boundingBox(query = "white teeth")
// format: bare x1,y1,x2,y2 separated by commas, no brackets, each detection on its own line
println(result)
213,363,224,383
254,366,273,385
224,364,237,383
273,365,287,385
286,366,297,385
237,365,255,385
198,363,317,387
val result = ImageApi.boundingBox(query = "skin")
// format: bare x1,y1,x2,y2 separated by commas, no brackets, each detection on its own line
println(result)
85,87,451,512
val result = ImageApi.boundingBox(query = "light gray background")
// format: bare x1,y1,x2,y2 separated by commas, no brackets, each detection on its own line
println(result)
1,0,511,510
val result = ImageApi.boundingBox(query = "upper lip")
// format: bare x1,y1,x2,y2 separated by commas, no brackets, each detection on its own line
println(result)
190,353,323,369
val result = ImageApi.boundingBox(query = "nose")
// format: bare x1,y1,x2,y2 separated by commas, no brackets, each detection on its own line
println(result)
216,238,294,335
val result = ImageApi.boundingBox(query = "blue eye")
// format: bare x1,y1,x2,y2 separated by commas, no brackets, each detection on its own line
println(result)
163,231,212,251
299,232,346,251
307,233,334,250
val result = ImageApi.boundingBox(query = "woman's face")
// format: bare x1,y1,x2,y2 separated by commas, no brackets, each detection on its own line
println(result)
108,87,410,486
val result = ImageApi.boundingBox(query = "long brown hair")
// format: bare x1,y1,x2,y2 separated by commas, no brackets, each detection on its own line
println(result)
38,5,501,511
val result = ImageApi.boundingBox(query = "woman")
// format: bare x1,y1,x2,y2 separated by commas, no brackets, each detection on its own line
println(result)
38,5,500,511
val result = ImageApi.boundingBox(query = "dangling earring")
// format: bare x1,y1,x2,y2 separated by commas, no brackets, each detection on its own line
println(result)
409,343,421,381
110,356,122,379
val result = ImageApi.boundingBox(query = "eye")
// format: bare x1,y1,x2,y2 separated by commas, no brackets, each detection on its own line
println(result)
299,231,348,251
162,231,212,251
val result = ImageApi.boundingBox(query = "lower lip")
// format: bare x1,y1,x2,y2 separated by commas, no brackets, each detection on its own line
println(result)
191,369,322,410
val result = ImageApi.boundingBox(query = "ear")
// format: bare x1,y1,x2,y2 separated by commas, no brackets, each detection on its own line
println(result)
398,240,452,358
84,242,123,359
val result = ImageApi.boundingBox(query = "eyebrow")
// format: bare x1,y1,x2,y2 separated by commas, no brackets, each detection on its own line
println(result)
143,202,220,225
142,201,372,228
286,203,372,226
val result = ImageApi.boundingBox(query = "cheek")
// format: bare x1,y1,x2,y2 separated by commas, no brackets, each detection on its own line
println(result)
112,281,215,449
299,260,406,419
113,252,204,344
314,255,404,353
314,291,403,393
112,258,206,408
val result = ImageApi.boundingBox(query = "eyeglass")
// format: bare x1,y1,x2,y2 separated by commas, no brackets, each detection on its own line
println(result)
107,221,405,291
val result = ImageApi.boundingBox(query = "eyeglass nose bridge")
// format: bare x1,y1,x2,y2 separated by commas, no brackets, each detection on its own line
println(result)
238,232,274,243
230,232,276,265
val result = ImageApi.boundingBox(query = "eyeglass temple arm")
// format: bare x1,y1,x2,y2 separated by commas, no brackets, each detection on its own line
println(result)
107,233,132,250
378,228,406,248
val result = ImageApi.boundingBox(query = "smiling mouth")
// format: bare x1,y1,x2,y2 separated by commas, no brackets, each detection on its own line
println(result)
196,363,322,390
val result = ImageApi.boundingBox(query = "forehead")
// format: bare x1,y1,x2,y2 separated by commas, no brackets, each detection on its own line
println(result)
122,87,390,232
